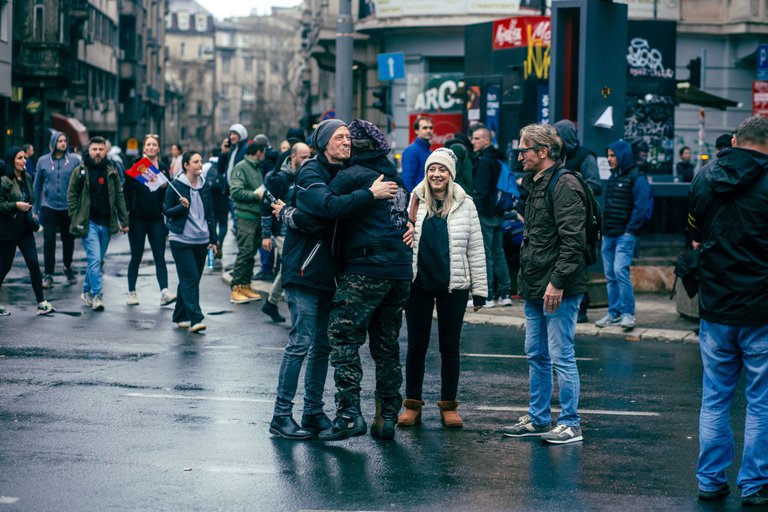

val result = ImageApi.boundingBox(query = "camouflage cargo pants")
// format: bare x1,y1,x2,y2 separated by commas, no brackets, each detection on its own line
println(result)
328,273,411,420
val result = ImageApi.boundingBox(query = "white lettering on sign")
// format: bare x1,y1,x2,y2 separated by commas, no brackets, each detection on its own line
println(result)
626,38,674,79
495,22,523,48
413,80,460,112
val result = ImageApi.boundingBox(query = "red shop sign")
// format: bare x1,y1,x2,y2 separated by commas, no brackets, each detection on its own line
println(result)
492,16,550,50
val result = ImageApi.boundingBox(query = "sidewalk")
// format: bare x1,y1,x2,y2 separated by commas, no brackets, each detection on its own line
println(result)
222,268,700,344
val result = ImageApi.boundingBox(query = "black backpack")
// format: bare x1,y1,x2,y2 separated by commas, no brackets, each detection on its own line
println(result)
545,167,603,266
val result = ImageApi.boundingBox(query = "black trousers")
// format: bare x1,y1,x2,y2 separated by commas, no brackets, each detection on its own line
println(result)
41,207,75,276
0,233,45,303
170,241,206,325
404,286,469,401
127,215,169,292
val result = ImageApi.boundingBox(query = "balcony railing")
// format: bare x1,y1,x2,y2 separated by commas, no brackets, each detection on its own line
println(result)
17,43,73,82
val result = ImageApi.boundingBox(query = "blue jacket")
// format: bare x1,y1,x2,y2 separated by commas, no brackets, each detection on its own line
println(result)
401,138,431,192
33,131,81,214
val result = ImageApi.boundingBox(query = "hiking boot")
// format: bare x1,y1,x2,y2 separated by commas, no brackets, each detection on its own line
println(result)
80,292,93,307
269,415,313,440
261,301,286,323
301,412,332,433
230,285,252,304
541,424,583,444
36,300,55,316
620,314,636,330
0,305,10,316
742,485,768,506
497,295,513,307
91,294,104,311
42,275,54,289
240,286,263,301
126,291,140,306
317,414,367,441
502,415,552,437
160,289,176,306
189,322,207,333
595,314,621,328
370,401,397,440
64,267,77,285
698,484,730,501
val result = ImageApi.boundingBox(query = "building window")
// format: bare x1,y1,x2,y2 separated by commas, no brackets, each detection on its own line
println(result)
165,13,172,29
33,5,44,40
244,57,252,73
180,42,185,57
221,106,230,125
195,13,207,32
222,56,231,74
178,11,189,31
1,1,10,42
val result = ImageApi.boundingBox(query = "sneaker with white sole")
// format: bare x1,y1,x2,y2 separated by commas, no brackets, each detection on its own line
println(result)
0,305,10,316
126,291,139,306
595,314,622,328
497,296,513,307
620,314,636,330
483,299,496,309
176,321,191,329
502,414,553,437
80,292,93,307
36,301,55,316
160,289,176,306
189,322,206,333
541,424,583,444
91,294,104,311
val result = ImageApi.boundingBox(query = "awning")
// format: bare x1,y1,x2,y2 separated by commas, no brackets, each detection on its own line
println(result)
675,83,740,111
51,113,90,150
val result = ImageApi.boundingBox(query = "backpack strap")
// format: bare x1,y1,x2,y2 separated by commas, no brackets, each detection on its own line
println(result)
545,167,572,218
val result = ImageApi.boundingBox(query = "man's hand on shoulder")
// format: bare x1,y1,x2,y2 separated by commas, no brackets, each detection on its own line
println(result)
369,174,397,200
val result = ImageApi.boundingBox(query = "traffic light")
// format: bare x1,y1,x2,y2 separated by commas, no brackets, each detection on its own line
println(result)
372,86,389,113
687,57,701,88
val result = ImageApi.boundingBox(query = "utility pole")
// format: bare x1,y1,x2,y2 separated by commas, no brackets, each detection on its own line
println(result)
335,0,353,123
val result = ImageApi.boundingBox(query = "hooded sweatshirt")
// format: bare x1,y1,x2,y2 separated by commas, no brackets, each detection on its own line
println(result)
34,131,81,214
688,147,768,326
169,174,209,245
553,120,602,196
603,140,651,236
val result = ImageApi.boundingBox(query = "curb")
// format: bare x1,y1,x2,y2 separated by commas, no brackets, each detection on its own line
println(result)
221,269,699,344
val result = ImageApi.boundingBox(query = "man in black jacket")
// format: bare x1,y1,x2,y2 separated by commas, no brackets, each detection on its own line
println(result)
317,119,412,441
471,127,512,306
268,119,397,440
688,116,768,506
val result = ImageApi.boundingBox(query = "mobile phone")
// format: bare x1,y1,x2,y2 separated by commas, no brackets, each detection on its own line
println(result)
264,189,278,204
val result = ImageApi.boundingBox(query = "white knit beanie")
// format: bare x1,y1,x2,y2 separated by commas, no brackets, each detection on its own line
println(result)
424,147,457,179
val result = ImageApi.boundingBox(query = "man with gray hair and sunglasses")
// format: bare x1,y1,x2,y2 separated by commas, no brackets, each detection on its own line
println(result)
501,123,589,445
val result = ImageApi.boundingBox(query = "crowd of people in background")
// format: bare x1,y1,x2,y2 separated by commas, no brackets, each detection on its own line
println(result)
1,114,765,504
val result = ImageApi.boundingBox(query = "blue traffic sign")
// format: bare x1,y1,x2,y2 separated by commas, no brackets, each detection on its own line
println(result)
377,52,405,81
758,44,768,80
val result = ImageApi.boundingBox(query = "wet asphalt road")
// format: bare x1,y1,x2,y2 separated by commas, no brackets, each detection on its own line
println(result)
0,236,751,511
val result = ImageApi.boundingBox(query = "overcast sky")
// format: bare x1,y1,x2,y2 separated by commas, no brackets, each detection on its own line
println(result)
196,0,302,19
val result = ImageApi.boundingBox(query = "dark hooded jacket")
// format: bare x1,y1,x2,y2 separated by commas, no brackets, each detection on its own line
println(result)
603,140,651,236
33,131,81,214
472,144,506,218
688,147,768,326
329,150,412,281
553,120,602,196
122,159,170,220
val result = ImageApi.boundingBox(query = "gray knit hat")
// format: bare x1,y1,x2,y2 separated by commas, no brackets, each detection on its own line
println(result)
311,119,346,153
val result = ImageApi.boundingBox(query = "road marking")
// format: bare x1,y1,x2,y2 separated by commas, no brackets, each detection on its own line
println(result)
0,497,20,504
462,353,597,361
122,393,272,404
476,405,659,417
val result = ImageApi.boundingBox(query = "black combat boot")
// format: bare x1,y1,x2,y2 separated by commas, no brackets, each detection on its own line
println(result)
370,400,396,440
269,415,314,440
318,401,367,441
301,412,332,433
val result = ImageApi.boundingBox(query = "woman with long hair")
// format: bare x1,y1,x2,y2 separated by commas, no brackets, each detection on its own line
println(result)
398,148,487,428
0,147,55,316
163,151,217,333
123,134,175,307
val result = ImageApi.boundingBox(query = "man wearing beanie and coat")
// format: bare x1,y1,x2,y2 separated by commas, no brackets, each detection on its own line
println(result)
268,119,398,440
34,131,81,288
316,119,412,441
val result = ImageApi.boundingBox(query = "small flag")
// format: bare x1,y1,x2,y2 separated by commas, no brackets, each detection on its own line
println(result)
126,157,167,192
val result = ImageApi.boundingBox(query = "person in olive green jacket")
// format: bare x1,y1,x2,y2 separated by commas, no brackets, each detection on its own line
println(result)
66,137,129,312
501,123,588,446
228,141,267,304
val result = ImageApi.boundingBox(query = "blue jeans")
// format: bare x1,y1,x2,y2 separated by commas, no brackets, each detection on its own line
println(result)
82,222,111,297
697,319,768,496
479,214,511,299
524,295,582,427
273,286,333,417
601,233,636,317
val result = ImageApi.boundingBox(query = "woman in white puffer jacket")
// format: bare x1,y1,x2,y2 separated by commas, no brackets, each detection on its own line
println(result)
398,147,487,429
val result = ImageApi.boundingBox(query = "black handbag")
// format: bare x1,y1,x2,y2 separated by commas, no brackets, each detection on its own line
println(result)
26,210,40,232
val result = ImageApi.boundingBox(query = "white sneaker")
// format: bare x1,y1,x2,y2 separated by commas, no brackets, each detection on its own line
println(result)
595,314,621,328
498,296,513,307
80,292,93,307
541,424,583,444
466,299,474,309
92,294,104,311
37,300,55,316
620,314,636,330
483,299,496,309
160,289,176,306
126,291,139,306
176,321,191,329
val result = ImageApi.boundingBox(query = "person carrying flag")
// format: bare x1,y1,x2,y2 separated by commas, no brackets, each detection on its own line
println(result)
67,137,129,311
123,134,175,307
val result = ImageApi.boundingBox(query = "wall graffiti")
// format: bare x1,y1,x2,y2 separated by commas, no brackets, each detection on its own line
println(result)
626,38,674,79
